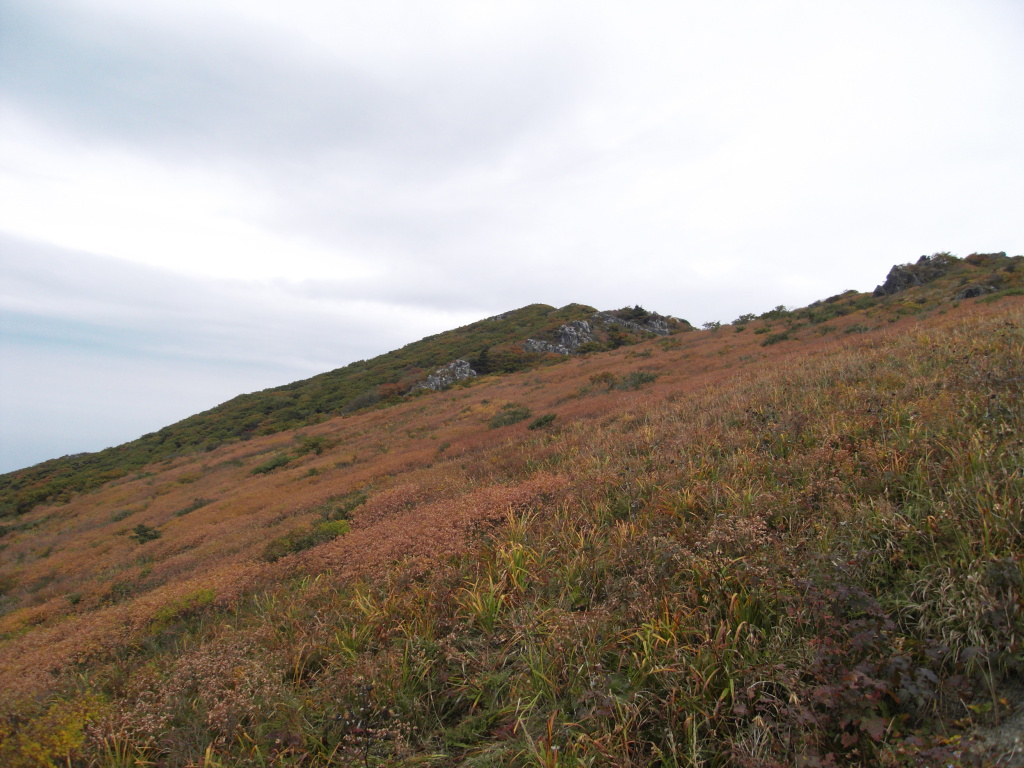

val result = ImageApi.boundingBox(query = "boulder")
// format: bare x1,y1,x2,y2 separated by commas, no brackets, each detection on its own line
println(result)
874,253,956,296
955,284,998,301
523,320,596,356
415,359,477,391
593,312,672,336
873,265,924,296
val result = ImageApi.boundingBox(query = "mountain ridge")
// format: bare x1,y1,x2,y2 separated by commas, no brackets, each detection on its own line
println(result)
0,303,687,516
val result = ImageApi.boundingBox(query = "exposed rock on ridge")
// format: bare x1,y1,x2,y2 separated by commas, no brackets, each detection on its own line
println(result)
415,359,477,391
593,312,673,336
873,253,956,296
524,320,595,356
955,284,998,301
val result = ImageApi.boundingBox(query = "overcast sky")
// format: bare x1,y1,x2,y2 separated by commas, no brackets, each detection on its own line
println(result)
1,0,1022,473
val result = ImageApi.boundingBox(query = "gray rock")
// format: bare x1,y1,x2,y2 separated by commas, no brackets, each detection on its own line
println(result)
555,320,595,350
874,253,955,296
415,359,477,391
955,284,997,301
593,312,672,336
523,320,596,356
873,265,924,296
524,338,571,355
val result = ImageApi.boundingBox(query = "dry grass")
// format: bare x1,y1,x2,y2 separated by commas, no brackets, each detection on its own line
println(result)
0,279,1022,766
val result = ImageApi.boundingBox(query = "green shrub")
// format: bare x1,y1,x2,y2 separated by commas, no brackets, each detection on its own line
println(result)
251,454,292,475
616,370,658,390
296,435,332,456
981,288,1024,303
262,520,350,562
527,414,557,430
0,573,17,596
760,304,790,320
761,332,791,346
130,524,162,543
319,490,367,521
149,588,216,634
488,404,532,429
174,497,212,517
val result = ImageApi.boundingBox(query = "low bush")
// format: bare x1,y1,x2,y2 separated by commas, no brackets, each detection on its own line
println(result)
262,520,350,562
616,370,658,390
527,414,557,430
174,497,212,517
488,404,532,429
129,523,161,543
251,454,292,475
761,331,791,346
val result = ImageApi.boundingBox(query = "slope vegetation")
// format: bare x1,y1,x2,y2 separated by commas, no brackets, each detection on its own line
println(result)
0,252,1022,766
0,303,683,517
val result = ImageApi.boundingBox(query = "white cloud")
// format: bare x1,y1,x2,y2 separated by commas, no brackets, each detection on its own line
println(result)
1,0,1022,470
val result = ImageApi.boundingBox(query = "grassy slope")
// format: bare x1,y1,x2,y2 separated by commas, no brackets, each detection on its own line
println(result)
0,253,1022,766
0,303,611,517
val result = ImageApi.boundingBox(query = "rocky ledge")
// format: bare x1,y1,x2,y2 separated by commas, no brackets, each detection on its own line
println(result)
873,253,956,296
593,311,673,336
414,359,477,391
524,320,596,356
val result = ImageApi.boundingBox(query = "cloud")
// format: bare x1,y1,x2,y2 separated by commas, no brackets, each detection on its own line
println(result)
1,0,1023,470
0,234,483,471
0,1,593,173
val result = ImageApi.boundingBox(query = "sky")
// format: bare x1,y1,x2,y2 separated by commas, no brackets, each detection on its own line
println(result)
1,0,1022,473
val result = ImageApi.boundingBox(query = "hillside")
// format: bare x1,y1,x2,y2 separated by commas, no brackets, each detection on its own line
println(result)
0,251,1022,766
0,303,685,517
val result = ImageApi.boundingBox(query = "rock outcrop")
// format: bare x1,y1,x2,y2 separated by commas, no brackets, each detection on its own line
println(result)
873,253,956,296
955,284,998,300
524,320,596,356
415,359,477,391
593,312,673,336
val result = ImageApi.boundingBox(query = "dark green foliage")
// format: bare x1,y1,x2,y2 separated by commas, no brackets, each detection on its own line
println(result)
251,454,292,475
0,573,17,596
174,498,212,517
760,304,791,320
981,287,1024,303
761,331,791,346
488,404,532,429
130,524,162,544
339,388,381,413
317,490,367,521
109,509,135,522
295,434,332,456
467,346,493,375
615,370,658,390
261,520,350,562
606,326,629,348
587,370,658,391
527,414,557,430
733,313,757,325
616,304,651,323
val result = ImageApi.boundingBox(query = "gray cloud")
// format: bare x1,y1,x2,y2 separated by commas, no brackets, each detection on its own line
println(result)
0,1,591,175
1,0,1023,471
